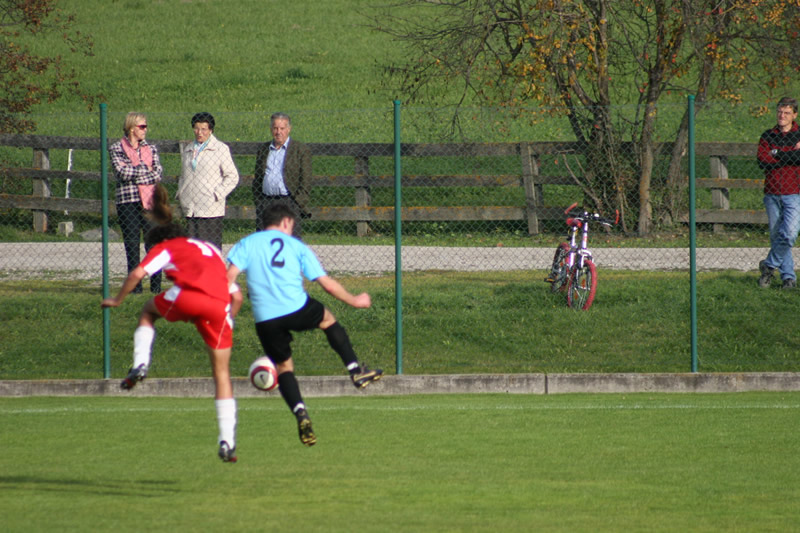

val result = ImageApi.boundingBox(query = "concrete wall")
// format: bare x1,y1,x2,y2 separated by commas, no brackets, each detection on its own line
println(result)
2,373,798,398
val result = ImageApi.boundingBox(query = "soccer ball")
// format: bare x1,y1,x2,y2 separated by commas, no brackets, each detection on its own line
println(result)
249,356,278,391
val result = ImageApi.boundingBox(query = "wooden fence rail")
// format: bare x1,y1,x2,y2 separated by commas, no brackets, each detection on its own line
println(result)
0,134,764,235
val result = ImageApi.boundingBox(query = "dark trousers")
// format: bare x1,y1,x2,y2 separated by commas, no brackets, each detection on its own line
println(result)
255,194,303,237
185,217,224,251
117,201,162,293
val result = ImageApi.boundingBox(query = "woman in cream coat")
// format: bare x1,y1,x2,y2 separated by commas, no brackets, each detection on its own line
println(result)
177,112,240,250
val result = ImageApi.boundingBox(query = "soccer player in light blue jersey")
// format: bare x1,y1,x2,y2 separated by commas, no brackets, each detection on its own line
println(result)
226,204,382,446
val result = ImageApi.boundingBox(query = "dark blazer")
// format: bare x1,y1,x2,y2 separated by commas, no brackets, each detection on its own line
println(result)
252,138,312,210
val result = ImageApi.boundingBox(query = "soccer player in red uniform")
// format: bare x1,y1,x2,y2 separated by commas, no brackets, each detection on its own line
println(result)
102,185,243,463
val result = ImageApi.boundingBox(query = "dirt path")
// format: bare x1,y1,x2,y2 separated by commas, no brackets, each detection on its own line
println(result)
0,242,769,280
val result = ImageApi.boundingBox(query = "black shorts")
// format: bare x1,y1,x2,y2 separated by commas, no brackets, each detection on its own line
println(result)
254,297,325,365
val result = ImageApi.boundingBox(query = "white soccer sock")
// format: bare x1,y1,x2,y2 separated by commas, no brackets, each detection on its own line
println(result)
132,326,155,369
215,398,237,447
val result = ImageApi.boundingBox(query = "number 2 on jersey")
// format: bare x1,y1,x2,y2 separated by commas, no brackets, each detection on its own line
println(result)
270,237,285,268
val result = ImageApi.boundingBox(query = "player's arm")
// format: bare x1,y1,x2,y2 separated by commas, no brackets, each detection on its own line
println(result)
315,275,371,309
226,264,244,317
229,282,243,319
226,264,241,284
101,266,147,308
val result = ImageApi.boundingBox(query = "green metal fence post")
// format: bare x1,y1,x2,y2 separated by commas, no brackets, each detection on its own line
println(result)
688,95,698,372
100,103,111,378
394,100,403,375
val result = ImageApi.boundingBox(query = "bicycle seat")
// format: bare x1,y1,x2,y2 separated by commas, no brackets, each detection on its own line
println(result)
566,218,583,228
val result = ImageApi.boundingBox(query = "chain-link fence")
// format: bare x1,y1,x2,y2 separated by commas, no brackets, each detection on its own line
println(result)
0,103,796,379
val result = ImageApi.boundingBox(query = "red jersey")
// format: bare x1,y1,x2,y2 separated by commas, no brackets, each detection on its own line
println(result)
757,122,800,195
140,237,230,302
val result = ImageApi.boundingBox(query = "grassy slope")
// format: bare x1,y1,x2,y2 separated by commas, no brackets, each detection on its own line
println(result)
48,0,399,112
21,0,795,143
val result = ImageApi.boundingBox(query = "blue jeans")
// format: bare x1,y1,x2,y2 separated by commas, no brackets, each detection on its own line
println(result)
763,194,800,281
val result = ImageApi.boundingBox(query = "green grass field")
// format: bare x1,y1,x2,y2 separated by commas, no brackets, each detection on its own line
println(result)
1,393,798,532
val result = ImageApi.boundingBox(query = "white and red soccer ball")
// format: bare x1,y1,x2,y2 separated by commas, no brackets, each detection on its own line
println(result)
249,356,278,391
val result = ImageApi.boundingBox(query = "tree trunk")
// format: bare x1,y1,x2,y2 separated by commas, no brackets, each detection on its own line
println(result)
637,101,659,236
665,63,712,224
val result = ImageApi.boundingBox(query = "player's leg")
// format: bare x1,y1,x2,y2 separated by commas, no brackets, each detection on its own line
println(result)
209,346,234,399
255,319,316,446
209,346,237,463
188,291,238,462
318,307,383,389
275,358,316,447
120,298,162,390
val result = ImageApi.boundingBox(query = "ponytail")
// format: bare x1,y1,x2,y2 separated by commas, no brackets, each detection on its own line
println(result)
144,184,187,247
150,184,173,225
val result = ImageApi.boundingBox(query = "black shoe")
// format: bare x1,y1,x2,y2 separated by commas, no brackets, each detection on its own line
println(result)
758,260,775,288
296,409,316,447
782,278,797,290
132,285,143,294
218,441,237,463
120,364,147,390
351,365,383,389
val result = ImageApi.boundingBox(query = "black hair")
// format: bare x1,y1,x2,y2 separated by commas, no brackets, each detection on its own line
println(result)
145,222,187,248
191,112,215,131
259,203,299,230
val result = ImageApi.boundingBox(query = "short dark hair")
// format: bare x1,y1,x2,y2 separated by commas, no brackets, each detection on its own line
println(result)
270,112,291,127
777,97,798,114
259,203,298,230
191,112,215,131
145,222,187,248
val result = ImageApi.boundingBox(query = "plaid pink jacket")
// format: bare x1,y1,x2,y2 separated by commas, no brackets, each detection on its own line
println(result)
108,139,163,205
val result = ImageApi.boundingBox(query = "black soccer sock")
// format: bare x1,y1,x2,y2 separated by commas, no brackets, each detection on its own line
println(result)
277,371,305,414
323,322,360,374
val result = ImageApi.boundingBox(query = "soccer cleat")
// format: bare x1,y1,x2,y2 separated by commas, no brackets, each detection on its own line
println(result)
782,278,797,290
218,441,237,463
120,364,148,390
296,409,316,447
758,260,775,288
351,365,383,389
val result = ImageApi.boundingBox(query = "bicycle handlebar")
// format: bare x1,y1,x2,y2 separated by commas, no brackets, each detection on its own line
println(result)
563,204,619,227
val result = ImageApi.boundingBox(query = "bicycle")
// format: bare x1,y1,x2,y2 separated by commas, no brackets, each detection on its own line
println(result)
545,203,619,310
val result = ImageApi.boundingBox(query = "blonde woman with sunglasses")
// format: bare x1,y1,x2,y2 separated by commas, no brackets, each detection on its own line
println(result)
108,112,164,293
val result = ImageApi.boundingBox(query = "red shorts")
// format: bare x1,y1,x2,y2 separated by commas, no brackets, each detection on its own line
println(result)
154,286,233,349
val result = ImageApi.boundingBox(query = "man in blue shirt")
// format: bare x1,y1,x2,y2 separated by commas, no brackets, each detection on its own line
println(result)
251,113,312,237
227,204,382,446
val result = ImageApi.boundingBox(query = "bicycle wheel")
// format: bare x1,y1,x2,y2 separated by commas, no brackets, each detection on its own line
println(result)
547,242,570,293
567,259,597,310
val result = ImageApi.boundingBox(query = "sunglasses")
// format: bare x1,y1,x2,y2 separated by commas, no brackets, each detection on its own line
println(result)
136,124,148,130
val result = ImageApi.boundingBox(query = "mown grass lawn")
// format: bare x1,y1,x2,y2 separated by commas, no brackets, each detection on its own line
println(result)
1,393,797,533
